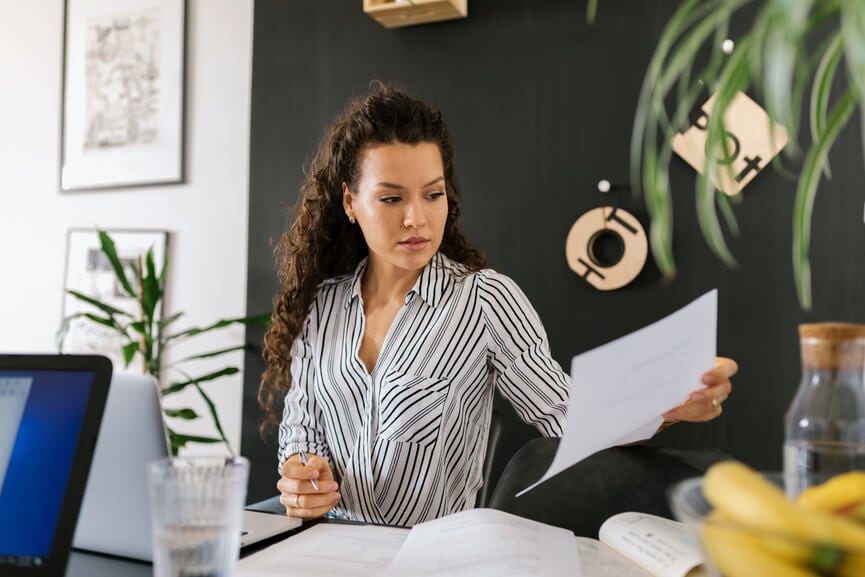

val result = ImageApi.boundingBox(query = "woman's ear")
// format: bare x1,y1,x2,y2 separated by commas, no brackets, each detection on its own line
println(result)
342,182,353,218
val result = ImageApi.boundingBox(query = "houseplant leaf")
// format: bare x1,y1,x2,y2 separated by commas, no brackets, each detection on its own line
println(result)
793,89,856,310
122,342,139,366
165,313,271,342
193,383,234,456
65,289,133,318
164,407,198,420
161,367,241,396
97,230,137,299
171,344,249,364
810,34,844,178
141,248,162,322
166,427,223,455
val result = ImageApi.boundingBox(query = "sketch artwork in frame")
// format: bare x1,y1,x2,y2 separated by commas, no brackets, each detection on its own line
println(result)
61,0,186,191
61,229,169,372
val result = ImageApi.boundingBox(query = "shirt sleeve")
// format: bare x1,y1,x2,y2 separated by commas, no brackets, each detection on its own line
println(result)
277,305,333,472
478,270,569,437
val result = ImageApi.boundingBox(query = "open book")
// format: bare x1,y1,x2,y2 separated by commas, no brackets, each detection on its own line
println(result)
578,512,705,577
237,508,704,577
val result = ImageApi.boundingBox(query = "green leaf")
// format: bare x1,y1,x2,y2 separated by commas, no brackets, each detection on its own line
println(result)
98,230,137,299
695,33,753,268
586,0,598,24
157,245,169,291
161,367,240,396
171,345,249,364
83,312,125,332
172,433,223,444
630,0,754,277
158,311,184,330
166,427,223,455
193,384,234,456
810,34,844,177
165,313,271,342
122,342,139,366
65,289,132,318
842,0,865,99
763,0,812,131
793,89,856,310
141,248,161,321
717,192,740,238
631,0,712,194
164,407,198,420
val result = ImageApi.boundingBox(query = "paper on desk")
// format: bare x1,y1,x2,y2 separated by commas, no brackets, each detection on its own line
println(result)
517,290,717,496
236,523,409,577
381,508,581,577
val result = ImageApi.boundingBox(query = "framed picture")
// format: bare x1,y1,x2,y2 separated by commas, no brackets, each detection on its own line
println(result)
60,0,186,191
61,229,169,371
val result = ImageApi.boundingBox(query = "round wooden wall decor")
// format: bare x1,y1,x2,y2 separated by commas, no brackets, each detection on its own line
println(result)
565,207,648,290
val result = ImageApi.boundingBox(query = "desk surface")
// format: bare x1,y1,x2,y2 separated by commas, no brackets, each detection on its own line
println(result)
65,551,152,577
63,517,340,576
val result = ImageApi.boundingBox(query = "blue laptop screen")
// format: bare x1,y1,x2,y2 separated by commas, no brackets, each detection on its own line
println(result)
0,370,94,566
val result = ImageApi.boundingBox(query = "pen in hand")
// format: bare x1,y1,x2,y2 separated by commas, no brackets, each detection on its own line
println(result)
296,452,319,490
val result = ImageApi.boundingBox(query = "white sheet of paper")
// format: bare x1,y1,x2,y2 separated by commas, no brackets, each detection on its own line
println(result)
517,290,717,496
236,523,409,577
381,508,581,577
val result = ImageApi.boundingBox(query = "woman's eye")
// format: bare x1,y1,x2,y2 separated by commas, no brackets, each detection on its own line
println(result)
427,191,445,200
380,196,401,204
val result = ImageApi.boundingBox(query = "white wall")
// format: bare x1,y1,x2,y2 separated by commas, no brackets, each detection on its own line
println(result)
0,0,254,456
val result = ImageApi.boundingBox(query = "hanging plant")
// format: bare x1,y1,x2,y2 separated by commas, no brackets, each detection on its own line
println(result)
588,0,865,310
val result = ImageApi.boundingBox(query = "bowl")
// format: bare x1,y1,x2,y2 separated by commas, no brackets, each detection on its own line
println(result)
667,473,865,577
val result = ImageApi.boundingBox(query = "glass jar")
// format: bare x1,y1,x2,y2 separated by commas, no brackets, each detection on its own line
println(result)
783,322,865,498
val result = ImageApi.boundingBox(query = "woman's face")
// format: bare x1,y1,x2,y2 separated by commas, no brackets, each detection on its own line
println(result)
343,141,448,275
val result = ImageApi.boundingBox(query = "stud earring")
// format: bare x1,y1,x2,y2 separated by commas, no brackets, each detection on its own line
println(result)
348,215,356,224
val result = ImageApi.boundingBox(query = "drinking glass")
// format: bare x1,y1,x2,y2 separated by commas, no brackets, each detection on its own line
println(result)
149,456,249,577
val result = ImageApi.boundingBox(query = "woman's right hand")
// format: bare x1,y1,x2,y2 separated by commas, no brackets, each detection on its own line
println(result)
277,453,340,519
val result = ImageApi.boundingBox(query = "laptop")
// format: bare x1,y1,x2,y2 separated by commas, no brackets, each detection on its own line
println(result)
73,372,300,561
0,354,113,577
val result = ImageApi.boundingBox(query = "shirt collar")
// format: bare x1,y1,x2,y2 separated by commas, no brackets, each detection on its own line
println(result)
344,253,454,310
345,258,369,310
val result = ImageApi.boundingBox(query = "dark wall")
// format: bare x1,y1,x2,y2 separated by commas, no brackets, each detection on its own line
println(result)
242,0,865,503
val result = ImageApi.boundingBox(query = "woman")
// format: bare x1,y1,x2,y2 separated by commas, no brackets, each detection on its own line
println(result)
259,82,736,526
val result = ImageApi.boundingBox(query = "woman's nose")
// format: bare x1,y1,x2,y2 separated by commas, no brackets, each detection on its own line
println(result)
403,199,426,229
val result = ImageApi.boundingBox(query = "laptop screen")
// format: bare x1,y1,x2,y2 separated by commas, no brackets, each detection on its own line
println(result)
0,356,111,576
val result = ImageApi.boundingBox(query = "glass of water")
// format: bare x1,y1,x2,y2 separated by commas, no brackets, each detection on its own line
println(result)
149,456,249,577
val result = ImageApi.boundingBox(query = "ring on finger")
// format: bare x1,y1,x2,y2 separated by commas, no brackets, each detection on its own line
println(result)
711,398,719,410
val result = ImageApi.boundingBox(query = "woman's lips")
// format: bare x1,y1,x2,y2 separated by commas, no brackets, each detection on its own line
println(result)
399,237,430,251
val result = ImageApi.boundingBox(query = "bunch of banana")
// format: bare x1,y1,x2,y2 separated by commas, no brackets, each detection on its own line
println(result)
797,471,865,521
700,461,865,577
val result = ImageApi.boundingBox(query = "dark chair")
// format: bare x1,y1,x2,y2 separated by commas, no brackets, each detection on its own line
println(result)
488,437,730,537
475,407,506,507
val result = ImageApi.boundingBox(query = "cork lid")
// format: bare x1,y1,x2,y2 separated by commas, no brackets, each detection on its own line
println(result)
799,323,865,370
799,323,865,340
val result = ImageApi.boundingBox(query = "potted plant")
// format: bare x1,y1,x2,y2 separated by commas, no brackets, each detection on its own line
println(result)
57,230,270,455
589,0,865,310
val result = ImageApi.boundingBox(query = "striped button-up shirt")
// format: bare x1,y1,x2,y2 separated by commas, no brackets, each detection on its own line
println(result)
278,253,569,526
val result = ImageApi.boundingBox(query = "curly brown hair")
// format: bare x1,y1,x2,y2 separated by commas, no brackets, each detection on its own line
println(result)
259,82,487,434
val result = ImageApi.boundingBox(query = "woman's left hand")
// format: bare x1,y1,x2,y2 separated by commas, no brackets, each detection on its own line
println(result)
661,356,738,423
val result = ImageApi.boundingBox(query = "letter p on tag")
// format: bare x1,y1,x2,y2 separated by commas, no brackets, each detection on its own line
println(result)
672,91,788,196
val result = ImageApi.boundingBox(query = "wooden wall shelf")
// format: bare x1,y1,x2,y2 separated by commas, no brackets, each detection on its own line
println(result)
363,0,467,29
